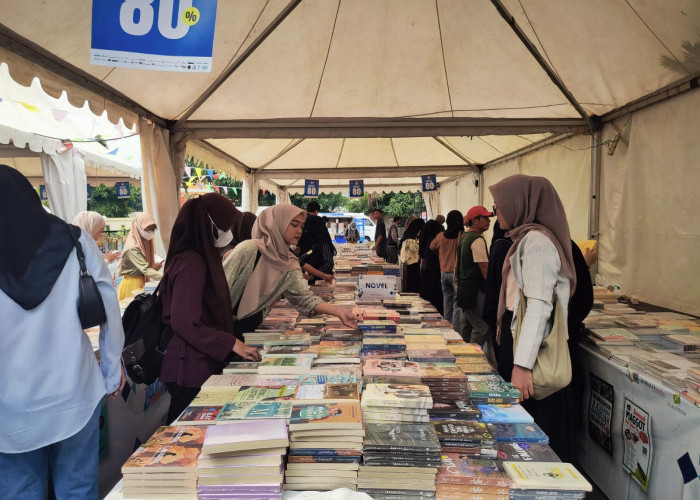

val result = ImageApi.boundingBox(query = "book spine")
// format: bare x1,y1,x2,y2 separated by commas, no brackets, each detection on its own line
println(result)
288,448,362,456
288,455,362,463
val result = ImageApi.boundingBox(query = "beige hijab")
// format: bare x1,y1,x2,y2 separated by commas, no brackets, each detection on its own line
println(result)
122,212,157,267
237,204,305,317
489,175,576,339
72,211,106,240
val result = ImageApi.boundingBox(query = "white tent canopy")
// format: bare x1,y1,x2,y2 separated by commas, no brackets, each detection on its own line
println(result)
0,0,698,313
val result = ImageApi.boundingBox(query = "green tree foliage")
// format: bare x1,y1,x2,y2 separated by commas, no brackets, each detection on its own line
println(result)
289,193,347,212
87,183,142,217
384,191,425,219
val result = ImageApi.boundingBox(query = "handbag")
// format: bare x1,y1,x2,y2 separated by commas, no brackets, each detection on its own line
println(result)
400,238,420,265
512,290,571,400
66,225,107,329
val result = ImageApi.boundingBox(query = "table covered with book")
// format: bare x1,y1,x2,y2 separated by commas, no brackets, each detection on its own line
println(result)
577,289,700,500
109,246,594,500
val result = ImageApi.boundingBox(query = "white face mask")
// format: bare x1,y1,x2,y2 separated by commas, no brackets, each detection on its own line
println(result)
214,228,233,248
138,227,155,240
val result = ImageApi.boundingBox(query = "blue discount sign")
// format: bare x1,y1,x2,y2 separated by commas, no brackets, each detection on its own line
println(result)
304,180,319,198
349,180,364,198
115,181,131,199
421,174,438,192
91,0,218,72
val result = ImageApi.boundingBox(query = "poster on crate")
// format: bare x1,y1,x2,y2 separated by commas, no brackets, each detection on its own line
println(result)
622,397,652,491
589,373,614,454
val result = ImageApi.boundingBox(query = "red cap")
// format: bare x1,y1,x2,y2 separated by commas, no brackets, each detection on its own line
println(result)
465,205,494,222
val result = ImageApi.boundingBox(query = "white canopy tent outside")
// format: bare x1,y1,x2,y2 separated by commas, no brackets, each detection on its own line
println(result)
0,0,698,319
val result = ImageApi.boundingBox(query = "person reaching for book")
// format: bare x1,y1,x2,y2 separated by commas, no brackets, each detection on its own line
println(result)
117,212,163,300
223,204,358,340
159,194,260,423
0,165,125,499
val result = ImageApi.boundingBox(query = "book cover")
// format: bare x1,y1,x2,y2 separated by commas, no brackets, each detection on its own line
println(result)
122,428,205,473
588,373,614,455
436,454,511,487
258,355,314,374
264,344,319,356
477,405,534,424
363,422,441,452
429,401,482,420
215,401,293,421
496,442,560,462
230,385,297,402
487,423,549,444
288,401,364,430
173,406,222,426
202,419,288,454
433,421,494,446
467,375,520,403
363,359,421,377
589,328,640,342
297,373,359,385
223,361,260,374
419,362,469,381
190,387,241,406
502,462,592,491
407,348,456,362
361,383,433,409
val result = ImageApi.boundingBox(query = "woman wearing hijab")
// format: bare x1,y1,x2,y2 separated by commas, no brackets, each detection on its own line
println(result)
418,220,444,314
0,165,125,499
429,210,463,323
344,221,360,243
399,218,425,293
219,211,257,259
73,210,121,263
117,213,163,300
489,174,580,462
159,194,260,422
223,204,357,337
298,209,337,284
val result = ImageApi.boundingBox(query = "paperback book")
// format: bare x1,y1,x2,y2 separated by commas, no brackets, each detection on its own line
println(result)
215,401,294,421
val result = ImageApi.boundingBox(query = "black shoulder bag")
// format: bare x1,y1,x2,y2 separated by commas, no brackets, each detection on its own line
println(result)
66,225,107,329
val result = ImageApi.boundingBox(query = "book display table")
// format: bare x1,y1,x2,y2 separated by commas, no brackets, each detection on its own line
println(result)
577,344,700,499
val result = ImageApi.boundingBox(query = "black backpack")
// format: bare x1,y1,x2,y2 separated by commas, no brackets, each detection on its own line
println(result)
121,283,174,385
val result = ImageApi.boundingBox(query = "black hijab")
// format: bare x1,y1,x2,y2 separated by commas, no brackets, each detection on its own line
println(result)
419,220,444,258
298,213,336,256
0,165,75,310
444,210,464,239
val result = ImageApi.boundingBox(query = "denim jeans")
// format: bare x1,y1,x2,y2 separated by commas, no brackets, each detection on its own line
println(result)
0,402,101,500
440,272,456,324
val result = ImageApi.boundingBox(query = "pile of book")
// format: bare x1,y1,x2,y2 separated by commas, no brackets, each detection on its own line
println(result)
418,361,469,403
435,453,511,500
432,419,497,459
197,420,288,499
466,374,521,405
361,382,433,423
121,426,205,499
359,422,442,499
285,401,364,491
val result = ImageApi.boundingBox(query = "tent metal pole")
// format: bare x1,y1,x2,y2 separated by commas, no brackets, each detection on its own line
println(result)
254,166,470,179
589,129,602,240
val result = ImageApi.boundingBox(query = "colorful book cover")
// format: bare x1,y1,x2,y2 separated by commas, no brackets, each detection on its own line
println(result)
496,442,560,462
122,426,205,473
258,355,314,374
297,373,359,385
436,454,511,487
361,383,433,409
363,422,441,452
487,423,549,444
467,375,520,403
363,359,421,377
432,420,494,446
419,362,469,380
288,401,364,430
406,348,456,362
502,462,592,491
190,386,241,406
173,405,221,425
215,401,293,420
446,343,484,356
477,405,534,424
230,385,297,402
622,398,652,491
265,344,319,356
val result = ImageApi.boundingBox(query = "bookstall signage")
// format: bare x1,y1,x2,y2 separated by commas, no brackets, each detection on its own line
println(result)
115,181,131,199
304,179,319,198
91,0,218,73
622,397,652,491
421,174,437,192
39,184,48,201
349,180,364,198
357,275,397,300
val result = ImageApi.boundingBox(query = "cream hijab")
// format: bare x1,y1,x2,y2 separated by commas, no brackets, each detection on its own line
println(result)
237,204,306,317
72,211,106,240
122,212,157,267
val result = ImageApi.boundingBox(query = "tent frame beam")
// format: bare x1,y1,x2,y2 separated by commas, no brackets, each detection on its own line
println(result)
255,165,473,180
0,24,167,128
184,118,588,139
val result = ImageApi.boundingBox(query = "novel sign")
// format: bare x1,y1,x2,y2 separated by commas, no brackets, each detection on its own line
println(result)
357,275,397,300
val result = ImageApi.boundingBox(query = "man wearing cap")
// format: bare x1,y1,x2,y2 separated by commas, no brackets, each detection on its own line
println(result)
454,206,493,350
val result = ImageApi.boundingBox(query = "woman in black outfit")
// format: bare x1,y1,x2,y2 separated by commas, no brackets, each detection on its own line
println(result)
418,220,444,314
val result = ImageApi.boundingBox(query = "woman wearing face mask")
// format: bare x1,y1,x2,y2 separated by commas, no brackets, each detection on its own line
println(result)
159,194,260,422
223,204,358,339
117,213,163,300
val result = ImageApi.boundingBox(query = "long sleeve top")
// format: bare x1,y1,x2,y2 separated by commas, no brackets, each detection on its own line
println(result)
0,232,123,453
118,247,163,281
223,240,323,321
159,252,237,388
429,232,460,273
508,231,570,369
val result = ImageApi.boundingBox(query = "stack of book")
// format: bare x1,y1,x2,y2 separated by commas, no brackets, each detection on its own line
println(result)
285,401,364,491
466,374,521,404
496,442,560,462
435,453,511,500
361,335,407,359
197,420,288,499
359,422,442,498
432,420,497,459
121,426,205,499
418,362,469,403
477,404,534,424
407,347,456,363
587,327,640,346
315,339,361,364
428,401,482,421
360,383,433,423
362,359,421,379
294,382,360,404
258,354,315,375
503,461,592,499
487,423,550,444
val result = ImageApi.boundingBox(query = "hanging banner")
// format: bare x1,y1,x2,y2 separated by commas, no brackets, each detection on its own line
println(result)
87,184,93,200
91,0,218,73
304,180,319,198
622,397,652,491
115,181,131,199
349,180,364,198
39,185,48,201
421,174,437,192
357,275,397,300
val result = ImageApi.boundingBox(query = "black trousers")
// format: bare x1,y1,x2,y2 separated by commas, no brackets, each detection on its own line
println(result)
166,383,201,424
